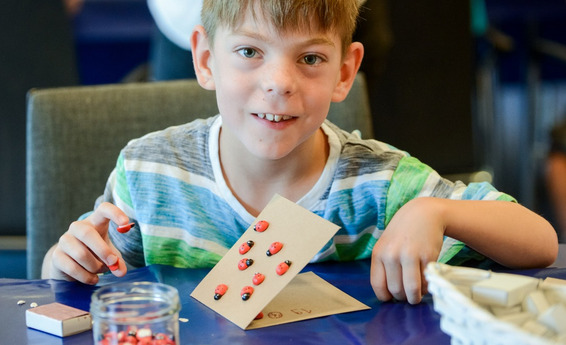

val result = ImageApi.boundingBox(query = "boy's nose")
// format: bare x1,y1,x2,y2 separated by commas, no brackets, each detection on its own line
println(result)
261,61,297,96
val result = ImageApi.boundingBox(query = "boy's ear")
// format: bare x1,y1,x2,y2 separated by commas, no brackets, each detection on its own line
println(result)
191,25,216,90
331,42,364,103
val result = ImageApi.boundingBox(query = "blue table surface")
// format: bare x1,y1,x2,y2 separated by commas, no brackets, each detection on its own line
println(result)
1,261,565,345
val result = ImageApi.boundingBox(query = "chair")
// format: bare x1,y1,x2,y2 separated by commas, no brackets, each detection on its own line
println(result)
26,73,372,279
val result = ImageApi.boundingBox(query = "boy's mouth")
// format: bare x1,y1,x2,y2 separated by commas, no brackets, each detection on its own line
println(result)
255,113,293,123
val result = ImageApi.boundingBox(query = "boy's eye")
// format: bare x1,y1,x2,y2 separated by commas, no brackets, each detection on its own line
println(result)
302,54,322,65
238,47,257,58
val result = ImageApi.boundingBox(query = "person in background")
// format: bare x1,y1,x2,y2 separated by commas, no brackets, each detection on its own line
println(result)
62,0,84,16
546,119,566,243
147,0,202,80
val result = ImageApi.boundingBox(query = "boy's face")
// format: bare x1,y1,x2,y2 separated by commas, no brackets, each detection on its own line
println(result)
193,8,362,161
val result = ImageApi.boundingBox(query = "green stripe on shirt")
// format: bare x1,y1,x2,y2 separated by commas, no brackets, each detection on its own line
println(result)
142,235,223,268
115,153,134,208
385,156,432,227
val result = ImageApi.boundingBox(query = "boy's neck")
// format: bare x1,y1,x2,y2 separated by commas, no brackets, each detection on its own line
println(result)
219,126,329,216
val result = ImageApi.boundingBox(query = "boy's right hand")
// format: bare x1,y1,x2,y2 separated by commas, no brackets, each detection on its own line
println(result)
44,202,130,284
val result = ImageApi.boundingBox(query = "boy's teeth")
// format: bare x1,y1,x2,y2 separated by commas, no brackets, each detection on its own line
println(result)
257,113,291,122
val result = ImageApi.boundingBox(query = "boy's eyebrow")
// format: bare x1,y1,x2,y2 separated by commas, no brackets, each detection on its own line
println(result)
231,29,336,48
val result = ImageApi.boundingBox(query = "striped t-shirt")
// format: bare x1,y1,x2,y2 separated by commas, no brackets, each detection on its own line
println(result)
101,115,515,269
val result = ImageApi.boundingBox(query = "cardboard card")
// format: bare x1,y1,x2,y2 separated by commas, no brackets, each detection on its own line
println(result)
191,194,366,329
247,271,370,329
471,273,539,307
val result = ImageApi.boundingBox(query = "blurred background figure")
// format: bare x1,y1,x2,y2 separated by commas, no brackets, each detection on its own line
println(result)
63,0,84,16
146,0,201,81
546,119,566,243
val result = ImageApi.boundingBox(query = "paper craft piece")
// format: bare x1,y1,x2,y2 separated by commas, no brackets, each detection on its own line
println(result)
498,312,534,326
26,302,92,337
522,290,550,315
538,304,566,334
540,277,566,305
541,277,566,287
471,273,539,307
246,271,370,329
490,304,522,317
522,320,554,337
191,194,360,330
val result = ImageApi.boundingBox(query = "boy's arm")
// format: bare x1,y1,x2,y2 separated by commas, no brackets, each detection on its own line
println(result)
371,197,558,304
441,198,557,267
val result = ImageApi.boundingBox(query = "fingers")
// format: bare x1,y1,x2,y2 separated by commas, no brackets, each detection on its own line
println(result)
371,251,427,304
48,202,130,283
82,202,131,275
51,235,102,284
87,202,130,233
420,257,430,296
401,259,423,304
383,257,405,301
370,259,393,302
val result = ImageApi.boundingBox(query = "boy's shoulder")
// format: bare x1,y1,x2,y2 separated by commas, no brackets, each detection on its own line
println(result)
124,115,218,150
324,120,409,159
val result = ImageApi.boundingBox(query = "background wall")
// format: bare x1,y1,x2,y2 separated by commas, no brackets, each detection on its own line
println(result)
0,0,79,278
1,0,565,278
478,0,566,212
369,0,475,176
1,1,79,237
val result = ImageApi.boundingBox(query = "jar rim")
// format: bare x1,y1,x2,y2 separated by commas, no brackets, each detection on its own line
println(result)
90,281,180,323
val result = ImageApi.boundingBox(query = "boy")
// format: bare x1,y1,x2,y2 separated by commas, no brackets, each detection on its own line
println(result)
42,0,558,304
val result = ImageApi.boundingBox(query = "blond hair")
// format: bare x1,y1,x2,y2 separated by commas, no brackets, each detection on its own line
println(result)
201,0,362,55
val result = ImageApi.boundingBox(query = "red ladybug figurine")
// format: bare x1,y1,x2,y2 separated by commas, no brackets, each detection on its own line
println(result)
276,260,292,275
254,220,269,232
252,272,265,285
238,258,254,270
241,286,254,301
266,241,283,256
214,284,228,300
239,240,254,255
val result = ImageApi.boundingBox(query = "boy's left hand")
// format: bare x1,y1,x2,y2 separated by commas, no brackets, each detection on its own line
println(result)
370,197,445,304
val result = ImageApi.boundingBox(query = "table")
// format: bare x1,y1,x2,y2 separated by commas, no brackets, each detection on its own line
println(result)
1,261,565,345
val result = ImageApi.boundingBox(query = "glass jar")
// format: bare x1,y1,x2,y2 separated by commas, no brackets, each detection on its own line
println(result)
90,282,181,345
